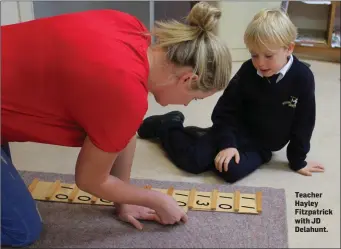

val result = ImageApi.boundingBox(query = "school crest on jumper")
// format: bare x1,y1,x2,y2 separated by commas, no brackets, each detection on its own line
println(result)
282,96,298,108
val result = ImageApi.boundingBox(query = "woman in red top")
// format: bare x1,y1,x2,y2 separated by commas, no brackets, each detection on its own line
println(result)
1,2,232,246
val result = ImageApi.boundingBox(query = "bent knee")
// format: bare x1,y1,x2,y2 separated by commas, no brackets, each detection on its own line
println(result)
216,163,254,183
186,167,207,174
5,220,42,247
2,208,43,247
219,171,244,183
20,223,42,247
168,154,209,174
177,161,207,174
174,159,208,174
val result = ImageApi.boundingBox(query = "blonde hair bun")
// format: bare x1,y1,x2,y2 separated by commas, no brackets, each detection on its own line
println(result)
187,2,221,33
151,1,232,92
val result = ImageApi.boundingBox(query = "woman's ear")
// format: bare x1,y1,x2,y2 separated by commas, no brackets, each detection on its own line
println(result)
190,74,199,83
181,73,198,85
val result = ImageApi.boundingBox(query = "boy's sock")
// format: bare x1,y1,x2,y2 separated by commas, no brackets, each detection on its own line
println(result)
137,111,185,139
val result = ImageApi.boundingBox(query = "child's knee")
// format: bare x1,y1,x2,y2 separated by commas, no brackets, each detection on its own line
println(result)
170,155,209,174
176,159,208,174
216,161,254,183
219,170,245,183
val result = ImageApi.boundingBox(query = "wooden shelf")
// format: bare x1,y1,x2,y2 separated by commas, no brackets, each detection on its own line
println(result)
285,1,340,62
294,45,340,62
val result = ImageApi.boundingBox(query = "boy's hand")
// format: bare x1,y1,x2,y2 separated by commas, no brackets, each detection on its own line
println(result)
214,148,240,172
114,204,160,230
297,161,325,176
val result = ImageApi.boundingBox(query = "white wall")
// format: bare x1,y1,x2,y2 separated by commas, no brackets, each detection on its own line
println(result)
1,1,20,25
217,1,282,62
1,1,34,25
18,2,35,22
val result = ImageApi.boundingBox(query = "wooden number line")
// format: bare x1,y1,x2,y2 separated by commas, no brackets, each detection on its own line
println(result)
234,191,240,212
68,185,79,202
211,189,218,210
256,191,262,213
28,179,262,213
28,178,39,193
45,180,61,200
188,188,196,209
91,196,98,204
167,186,174,196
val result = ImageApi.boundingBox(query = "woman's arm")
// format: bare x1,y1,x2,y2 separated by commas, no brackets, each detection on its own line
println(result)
75,136,157,207
75,136,188,226
110,135,137,183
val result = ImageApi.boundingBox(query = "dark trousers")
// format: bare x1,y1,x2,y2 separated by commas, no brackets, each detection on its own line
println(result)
158,125,272,183
1,143,43,247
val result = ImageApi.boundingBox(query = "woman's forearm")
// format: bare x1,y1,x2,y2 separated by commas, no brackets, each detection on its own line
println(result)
75,136,160,209
110,135,137,182
80,175,159,207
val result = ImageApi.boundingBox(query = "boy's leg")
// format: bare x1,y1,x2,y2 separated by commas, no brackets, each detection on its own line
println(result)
159,127,218,174
212,148,272,183
1,145,43,247
138,111,218,174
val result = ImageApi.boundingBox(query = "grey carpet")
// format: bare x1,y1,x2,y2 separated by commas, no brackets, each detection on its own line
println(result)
19,170,288,248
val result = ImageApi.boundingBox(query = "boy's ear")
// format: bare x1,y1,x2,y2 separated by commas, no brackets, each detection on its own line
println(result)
288,42,295,54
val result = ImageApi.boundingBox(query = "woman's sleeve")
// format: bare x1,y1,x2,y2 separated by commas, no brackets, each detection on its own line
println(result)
70,71,148,153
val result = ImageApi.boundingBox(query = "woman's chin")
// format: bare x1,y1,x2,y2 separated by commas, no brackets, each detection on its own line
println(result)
153,95,167,106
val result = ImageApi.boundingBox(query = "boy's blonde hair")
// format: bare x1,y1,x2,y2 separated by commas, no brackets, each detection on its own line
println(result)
244,8,298,52
151,1,232,91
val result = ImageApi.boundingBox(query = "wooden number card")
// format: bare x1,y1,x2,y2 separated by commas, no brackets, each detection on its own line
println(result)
152,187,190,212
29,179,113,206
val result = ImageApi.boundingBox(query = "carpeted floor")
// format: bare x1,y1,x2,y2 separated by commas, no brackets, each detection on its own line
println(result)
18,170,288,248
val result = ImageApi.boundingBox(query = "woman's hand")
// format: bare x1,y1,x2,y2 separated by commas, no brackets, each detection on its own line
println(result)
115,204,161,230
151,192,188,225
297,161,325,176
214,148,240,172
115,191,188,229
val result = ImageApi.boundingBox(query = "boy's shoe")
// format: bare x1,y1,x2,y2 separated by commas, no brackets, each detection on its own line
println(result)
137,111,185,139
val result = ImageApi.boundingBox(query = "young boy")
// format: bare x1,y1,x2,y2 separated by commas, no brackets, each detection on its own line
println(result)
137,8,325,183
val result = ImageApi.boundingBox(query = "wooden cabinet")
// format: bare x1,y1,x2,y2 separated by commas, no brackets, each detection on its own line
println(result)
285,1,340,62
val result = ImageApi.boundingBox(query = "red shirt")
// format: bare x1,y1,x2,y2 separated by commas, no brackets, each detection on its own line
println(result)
1,10,150,152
